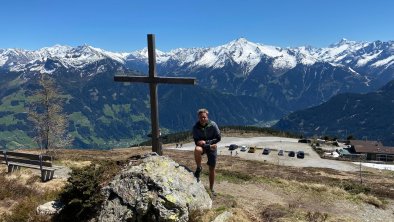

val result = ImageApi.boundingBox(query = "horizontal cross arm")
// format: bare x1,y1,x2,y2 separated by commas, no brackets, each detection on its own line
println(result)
114,76,196,85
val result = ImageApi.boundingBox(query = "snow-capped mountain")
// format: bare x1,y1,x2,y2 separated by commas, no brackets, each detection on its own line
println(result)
0,45,129,74
1,38,394,111
125,38,304,75
1,38,393,77
125,38,394,77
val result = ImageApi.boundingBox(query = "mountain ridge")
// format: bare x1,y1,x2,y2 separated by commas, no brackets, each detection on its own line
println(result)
273,80,394,146
2,38,393,77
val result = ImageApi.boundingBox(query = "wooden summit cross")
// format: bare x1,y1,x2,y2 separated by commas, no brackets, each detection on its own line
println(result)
114,34,196,155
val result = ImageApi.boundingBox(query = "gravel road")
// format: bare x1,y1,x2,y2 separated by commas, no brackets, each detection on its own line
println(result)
166,136,359,172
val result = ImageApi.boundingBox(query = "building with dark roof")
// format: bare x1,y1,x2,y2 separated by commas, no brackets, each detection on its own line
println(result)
349,140,394,162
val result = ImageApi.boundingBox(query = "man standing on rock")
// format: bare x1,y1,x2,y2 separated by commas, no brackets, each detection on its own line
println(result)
193,108,221,196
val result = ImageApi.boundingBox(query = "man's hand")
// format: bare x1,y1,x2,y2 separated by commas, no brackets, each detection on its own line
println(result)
197,140,206,147
210,144,217,150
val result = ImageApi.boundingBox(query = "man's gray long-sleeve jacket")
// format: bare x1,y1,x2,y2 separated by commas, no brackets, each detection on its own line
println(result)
192,120,221,149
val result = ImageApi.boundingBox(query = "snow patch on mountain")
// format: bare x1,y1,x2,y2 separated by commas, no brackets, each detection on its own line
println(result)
38,45,73,58
194,38,269,72
195,50,223,68
292,47,319,65
128,47,169,63
348,67,365,80
88,46,129,64
319,39,367,62
0,48,38,67
371,55,394,67
356,51,383,67
57,45,127,68
193,38,300,73
226,38,263,71
168,48,209,66
29,63,56,74
0,56,6,66
272,54,297,70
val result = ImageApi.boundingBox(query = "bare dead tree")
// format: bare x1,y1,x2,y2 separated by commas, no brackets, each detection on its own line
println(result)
28,74,71,154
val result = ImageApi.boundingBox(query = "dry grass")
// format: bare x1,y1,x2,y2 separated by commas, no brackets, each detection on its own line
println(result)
1,147,393,221
59,159,92,168
260,204,289,222
0,167,62,222
354,193,385,209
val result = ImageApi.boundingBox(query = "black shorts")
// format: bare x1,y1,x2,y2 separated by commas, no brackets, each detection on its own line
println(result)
202,145,217,167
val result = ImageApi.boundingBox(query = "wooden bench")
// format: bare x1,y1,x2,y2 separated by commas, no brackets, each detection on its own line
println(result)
0,150,56,182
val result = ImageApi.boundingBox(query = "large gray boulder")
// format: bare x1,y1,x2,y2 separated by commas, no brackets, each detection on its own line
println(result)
98,153,212,222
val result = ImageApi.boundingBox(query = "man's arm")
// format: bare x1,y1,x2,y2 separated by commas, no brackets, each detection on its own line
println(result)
192,125,206,146
207,122,221,145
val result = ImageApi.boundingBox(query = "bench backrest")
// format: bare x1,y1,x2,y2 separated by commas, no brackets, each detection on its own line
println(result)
2,151,53,167
0,150,5,164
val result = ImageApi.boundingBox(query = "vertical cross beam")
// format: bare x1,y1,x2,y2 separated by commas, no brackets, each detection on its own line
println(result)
147,34,161,155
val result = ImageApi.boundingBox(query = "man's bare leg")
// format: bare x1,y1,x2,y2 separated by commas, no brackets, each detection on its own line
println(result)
194,146,203,181
209,165,216,196
194,146,203,167
209,166,215,190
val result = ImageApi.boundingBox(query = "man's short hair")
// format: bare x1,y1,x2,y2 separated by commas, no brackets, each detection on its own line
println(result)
197,108,209,115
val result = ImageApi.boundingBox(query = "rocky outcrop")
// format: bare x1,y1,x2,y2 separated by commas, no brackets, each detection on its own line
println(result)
36,200,64,215
212,211,233,222
98,153,212,222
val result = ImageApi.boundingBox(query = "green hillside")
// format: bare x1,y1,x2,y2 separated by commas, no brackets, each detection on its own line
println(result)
0,70,283,149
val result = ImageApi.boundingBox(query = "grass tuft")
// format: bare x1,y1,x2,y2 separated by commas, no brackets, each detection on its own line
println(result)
305,211,329,222
355,193,385,209
260,204,289,222
215,169,253,183
339,181,371,194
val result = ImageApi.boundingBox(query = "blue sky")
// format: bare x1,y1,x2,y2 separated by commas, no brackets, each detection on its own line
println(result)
1,0,393,52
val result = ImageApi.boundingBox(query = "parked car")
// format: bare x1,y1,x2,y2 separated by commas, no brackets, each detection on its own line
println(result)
278,150,284,156
262,148,270,155
297,151,305,159
248,147,256,153
288,151,295,157
298,139,311,143
229,144,238,150
240,146,247,152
